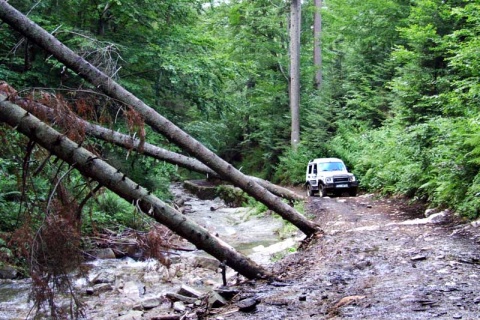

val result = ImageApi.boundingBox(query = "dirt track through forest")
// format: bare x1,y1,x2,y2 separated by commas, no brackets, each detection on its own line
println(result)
213,194,480,320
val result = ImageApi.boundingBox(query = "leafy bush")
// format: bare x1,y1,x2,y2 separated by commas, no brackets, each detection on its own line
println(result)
273,144,317,185
325,116,480,219
86,191,152,232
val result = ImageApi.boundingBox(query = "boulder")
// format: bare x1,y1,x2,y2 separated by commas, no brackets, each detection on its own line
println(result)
178,284,203,298
123,281,145,299
142,297,162,309
93,248,116,259
207,291,227,308
165,293,198,304
173,301,186,312
0,264,18,279
118,310,143,320
424,208,438,218
86,283,113,295
183,180,218,200
191,256,220,271
91,271,115,284
236,297,260,312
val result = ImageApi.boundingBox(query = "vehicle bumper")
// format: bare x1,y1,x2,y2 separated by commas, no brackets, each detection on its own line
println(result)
323,181,359,191
308,181,359,192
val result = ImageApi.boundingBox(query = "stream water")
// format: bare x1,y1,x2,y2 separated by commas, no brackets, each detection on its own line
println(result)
0,183,301,319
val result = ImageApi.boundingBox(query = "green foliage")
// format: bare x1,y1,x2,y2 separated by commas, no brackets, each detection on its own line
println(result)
103,144,177,198
215,185,250,208
327,116,480,218
273,145,318,185
90,191,150,230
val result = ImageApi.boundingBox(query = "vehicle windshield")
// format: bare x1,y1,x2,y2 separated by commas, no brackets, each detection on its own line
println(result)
318,162,346,171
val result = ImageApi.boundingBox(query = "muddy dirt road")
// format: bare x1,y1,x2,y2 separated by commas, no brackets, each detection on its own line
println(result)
213,194,480,320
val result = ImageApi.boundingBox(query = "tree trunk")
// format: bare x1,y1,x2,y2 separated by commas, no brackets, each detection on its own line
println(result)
313,0,323,89
290,0,301,150
4,90,304,202
0,93,271,280
0,2,319,236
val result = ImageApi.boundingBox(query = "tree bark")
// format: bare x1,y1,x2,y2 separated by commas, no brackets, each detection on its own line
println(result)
3,89,304,202
0,93,271,280
313,0,323,89
290,0,301,150
0,1,319,236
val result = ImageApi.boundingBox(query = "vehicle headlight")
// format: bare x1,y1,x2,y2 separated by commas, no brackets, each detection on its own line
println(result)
349,176,356,182
325,177,333,183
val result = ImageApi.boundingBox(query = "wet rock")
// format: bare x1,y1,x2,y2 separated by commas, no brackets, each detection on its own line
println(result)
210,205,226,211
431,210,451,223
91,271,115,284
236,297,260,312
132,303,143,311
178,284,203,298
86,283,113,295
173,301,186,312
452,314,462,319
473,296,480,304
270,281,291,287
0,264,18,279
142,297,162,309
410,255,427,261
148,315,181,320
115,241,144,260
175,197,186,207
183,180,218,200
93,248,116,259
424,208,438,217
118,310,143,320
166,293,198,304
191,256,220,271
215,287,240,299
123,281,145,298
208,291,228,308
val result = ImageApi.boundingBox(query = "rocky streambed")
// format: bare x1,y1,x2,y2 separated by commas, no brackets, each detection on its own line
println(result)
0,182,302,319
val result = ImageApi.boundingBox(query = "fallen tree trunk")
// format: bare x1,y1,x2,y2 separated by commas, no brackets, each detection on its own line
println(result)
0,2,318,236
0,93,271,280
4,90,304,202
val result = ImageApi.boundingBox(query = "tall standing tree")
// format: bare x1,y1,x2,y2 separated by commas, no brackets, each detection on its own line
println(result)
313,0,323,89
290,0,301,150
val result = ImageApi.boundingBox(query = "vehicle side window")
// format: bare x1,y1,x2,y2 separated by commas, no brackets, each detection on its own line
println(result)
313,164,317,174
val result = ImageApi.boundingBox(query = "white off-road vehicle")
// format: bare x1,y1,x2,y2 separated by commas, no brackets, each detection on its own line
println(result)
305,158,358,197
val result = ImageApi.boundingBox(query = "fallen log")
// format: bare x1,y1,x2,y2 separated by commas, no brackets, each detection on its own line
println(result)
2,86,303,203
0,2,318,236
0,93,271,280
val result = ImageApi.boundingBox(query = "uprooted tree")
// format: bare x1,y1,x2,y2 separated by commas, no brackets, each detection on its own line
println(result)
0,1,319,237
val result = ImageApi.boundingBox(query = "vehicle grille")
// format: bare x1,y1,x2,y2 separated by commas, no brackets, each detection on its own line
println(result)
333,176,349,183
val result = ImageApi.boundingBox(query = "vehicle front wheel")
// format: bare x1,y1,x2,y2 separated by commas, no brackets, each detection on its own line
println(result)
306,184,314,197
348,189,357,197
319,185,327,197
